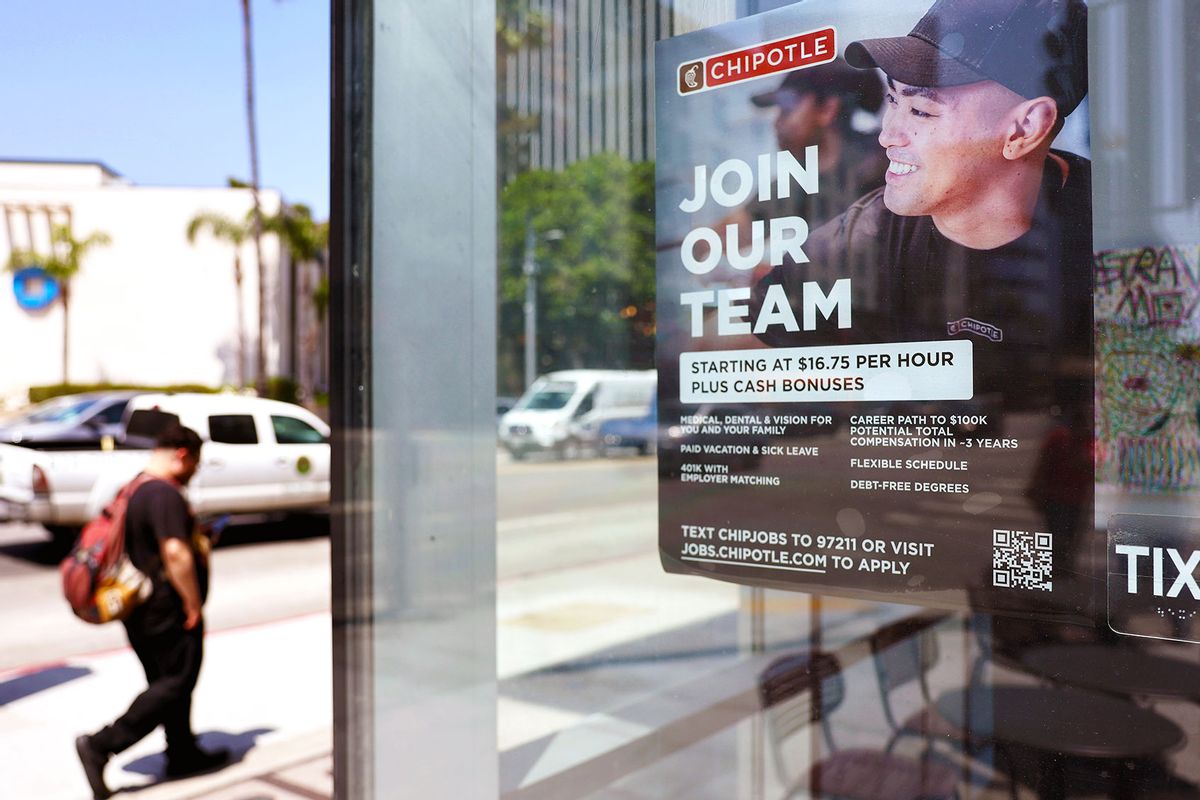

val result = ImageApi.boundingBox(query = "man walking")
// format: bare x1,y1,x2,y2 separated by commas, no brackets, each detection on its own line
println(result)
75,425,228,799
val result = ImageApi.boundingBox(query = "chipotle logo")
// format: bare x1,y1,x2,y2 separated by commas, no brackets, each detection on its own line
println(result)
677,27,836,97
679,62,704,94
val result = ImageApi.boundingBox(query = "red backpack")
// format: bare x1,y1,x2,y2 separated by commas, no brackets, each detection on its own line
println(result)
61,473,159,624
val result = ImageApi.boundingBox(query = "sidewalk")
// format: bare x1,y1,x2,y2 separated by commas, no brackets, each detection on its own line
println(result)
1,580,975,799
0,613,333,800
126,736,332,800
1,555,737,800
0,531,745,799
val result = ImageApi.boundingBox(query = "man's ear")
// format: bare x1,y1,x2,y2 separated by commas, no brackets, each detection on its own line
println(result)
1002,96,1058,161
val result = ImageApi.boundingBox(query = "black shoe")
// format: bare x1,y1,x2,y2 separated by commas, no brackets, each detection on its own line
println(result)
165,746,231,779
75,735,112,800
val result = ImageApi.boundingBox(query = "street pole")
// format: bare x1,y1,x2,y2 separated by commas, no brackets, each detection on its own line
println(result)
523,218,537,390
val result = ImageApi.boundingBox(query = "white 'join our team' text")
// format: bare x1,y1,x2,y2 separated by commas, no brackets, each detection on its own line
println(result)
676,145,851,337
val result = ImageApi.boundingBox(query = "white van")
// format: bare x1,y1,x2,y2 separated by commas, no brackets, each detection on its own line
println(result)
499,370,655,459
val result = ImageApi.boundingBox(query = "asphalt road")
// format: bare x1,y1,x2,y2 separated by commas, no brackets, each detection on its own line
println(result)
0,517,333,671
0,453,659,672
497,449,656,521
1,412,1097,674
0,422,1076,672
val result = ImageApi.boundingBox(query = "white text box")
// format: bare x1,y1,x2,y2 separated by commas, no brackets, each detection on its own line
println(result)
680,340,973,404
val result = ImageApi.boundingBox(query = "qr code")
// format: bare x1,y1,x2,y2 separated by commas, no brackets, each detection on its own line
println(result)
992,529,1053,590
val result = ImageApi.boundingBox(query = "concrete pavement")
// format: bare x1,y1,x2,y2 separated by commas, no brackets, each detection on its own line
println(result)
0,612,333,800
0,544,739,800
0,455,690,800
0,558,1032,800
3,451,1013,799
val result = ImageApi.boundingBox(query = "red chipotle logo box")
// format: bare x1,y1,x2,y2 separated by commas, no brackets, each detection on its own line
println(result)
654,0,1103,624
677,27,836,96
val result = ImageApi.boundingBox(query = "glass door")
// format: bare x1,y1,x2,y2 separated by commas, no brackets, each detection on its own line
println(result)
331,1,1200,797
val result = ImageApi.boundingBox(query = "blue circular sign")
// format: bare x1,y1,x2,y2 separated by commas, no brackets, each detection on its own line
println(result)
13,267,59,311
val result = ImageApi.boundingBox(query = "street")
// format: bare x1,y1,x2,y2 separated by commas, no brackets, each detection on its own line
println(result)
0,451,730,799
0,451,663,673
0,429,1101,798
0,519,332,673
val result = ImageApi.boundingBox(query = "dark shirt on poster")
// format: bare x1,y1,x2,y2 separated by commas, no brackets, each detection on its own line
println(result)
752,150,1093,409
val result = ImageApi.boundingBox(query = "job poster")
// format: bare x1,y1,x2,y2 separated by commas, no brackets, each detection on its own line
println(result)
655,0,1097,622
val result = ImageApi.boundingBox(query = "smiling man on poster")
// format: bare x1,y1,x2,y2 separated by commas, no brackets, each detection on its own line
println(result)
849,0,1089,242
763,0,1094,321
756,0,1092,392
739,0,1095,599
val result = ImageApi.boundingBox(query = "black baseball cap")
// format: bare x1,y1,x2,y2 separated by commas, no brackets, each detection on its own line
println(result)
751,61,885,114
845,0,1088,116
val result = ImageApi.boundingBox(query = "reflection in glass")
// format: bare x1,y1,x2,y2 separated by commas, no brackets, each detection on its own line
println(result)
342,0,1200,797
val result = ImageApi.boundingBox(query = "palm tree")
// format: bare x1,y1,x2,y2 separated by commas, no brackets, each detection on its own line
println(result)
263,202,328,267
262,203,329,394
7,224,110,385
187,212,250,386
241,0,268,394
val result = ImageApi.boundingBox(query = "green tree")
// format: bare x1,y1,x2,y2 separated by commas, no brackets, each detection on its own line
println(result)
498,153,656,395
240,0,269,394
263,202,328,267
312,273,329,323
497,0,547,183
7,224,111,384
262,202,329,393
186,211,251,386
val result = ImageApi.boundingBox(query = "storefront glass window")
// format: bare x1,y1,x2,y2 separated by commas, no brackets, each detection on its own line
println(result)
333,1,1200,797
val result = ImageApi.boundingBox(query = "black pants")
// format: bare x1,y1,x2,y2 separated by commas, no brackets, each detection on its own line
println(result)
91,619,205,759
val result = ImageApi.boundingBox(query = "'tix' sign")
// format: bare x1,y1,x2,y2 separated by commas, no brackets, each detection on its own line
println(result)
1114,545,1200,599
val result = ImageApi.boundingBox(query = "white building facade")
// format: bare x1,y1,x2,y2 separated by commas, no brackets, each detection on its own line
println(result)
0,159,293,409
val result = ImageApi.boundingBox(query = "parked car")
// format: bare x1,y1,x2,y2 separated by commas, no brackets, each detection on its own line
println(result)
0,392,330,543
571,397,657,456
598,397,658,456
0,391,139,450
496,395,519,420
499,370,655,459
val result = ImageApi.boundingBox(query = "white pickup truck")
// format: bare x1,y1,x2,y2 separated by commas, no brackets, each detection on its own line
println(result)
0,393,330,542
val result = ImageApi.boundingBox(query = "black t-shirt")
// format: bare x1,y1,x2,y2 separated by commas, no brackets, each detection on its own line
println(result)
124,478,207,634
753,150,1093,409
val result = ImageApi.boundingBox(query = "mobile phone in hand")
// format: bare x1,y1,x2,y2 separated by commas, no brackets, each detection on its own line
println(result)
209,514,232,544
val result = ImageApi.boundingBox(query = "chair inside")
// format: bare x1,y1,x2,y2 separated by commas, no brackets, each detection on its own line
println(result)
758,648,960,800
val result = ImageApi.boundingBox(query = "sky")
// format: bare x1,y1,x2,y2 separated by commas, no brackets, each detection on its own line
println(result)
0,0,331,218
